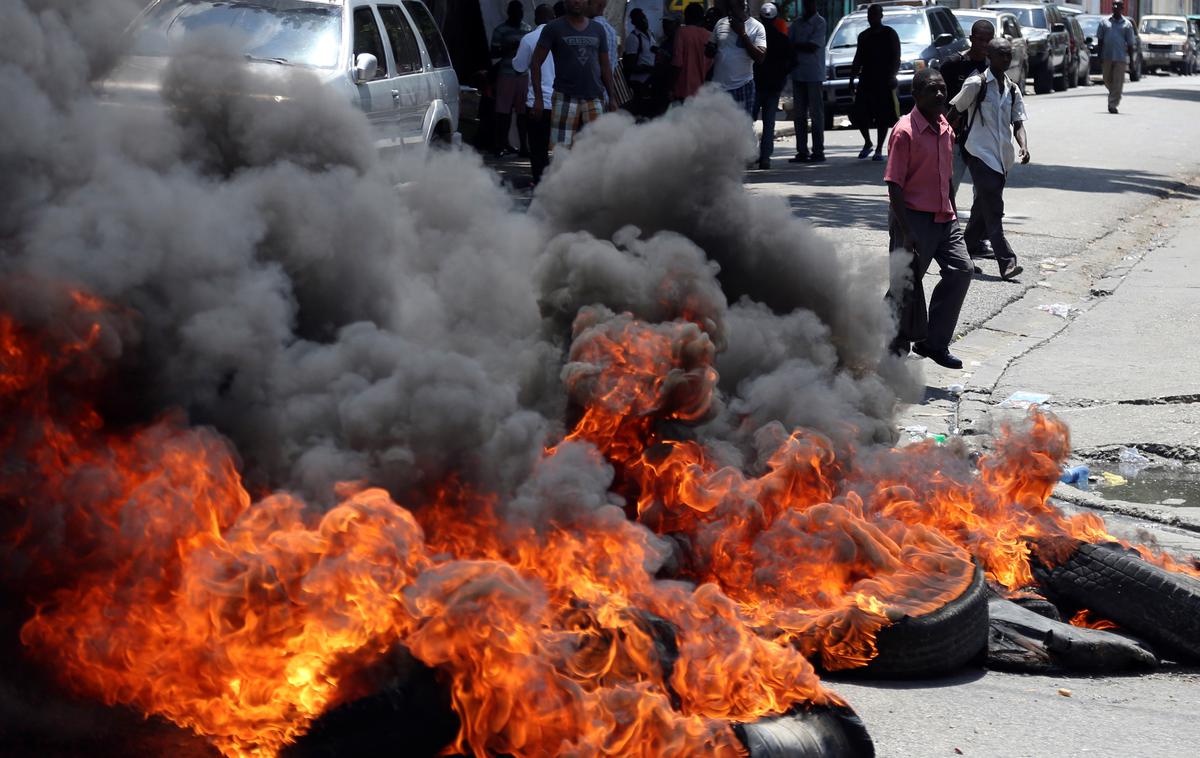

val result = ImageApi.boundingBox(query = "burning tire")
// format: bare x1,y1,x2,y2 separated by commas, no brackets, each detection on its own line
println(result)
734,703,875,758
858,564,988,678
1031,539,1200,664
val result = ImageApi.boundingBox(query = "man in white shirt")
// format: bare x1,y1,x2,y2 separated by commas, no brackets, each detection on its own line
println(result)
949,38,1030,281
513,3,557,185
706,0,767,116
589,0,620,106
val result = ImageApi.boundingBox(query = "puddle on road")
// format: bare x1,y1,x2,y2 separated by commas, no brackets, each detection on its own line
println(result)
1087,465,1200,506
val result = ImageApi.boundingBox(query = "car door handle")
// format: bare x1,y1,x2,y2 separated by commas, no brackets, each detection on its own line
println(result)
392,89,400,101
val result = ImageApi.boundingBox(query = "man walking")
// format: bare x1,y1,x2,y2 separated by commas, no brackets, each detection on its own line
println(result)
672,3,713,102
513,4,556,185
624,8,657,118
531,0,618,149
884,68,972,369
753,3,791,169
850,4,900,161
707,0,767,117
940,19,993,201
490,1,533,156
950,38,1029,282
1097,0,1136,114
787,0,826,163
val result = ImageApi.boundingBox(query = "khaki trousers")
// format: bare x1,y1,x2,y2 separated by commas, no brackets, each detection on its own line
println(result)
1102,60,1127,109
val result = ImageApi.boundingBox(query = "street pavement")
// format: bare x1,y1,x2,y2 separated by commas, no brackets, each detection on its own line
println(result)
747,73,1200,757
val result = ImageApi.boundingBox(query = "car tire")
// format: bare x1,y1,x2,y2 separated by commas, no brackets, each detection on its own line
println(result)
1066,60,1077,88
1034,61,1053,93
734,703,876,758
1130,58,1142,81
825,109,835,131
1031,539,1200,664
1019,63,1028,95
1053,60,1068,91
841,564,989,678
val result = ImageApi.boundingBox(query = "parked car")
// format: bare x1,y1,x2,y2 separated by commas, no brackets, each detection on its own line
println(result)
1139,15,1196,75
983,2,1071,93
105,0,460,149
1077,13,1143,82
1060,12,1091,87
1190,16,1200,74
950,9,1029,94
823,3,969,127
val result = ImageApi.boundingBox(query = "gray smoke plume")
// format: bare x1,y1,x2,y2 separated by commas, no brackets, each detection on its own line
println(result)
0,2,914,540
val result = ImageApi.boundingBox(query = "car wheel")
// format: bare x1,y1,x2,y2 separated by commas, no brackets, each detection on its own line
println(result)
1079,60,1090,86
1130,58,1142,81
1053,60,1069,91
1034,61,1053,93
1031,539,1200,664
1066,60,1077,88
825,109,835,131
1019,63,1028,95
734,704,876,758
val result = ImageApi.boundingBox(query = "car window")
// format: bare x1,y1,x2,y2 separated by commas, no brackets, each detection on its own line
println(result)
403,0,452,69
829,14,930,47
1004,17,1021,38
1079,17,1099,37
378,5,423,74
353,6,389,78
129,0,343,68
1141,18,1188,35
992,7,1046,29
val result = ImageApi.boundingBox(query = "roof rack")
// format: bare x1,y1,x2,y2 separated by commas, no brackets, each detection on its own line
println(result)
854,0,937,11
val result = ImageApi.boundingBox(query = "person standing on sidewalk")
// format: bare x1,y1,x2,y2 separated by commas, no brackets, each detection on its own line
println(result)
787,0,826,164
531,0,618,149
950,38,1029,282
850,5,901,161
672,3,713,102
1097,0,1136,114
940,19,993,202
513,4,556,185
753,3,791,169
490,1,533,157
706,0,767,117
623,9,658,118
884,68,973,369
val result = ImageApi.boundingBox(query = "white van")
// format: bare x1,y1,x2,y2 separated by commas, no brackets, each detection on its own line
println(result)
109,0,459,149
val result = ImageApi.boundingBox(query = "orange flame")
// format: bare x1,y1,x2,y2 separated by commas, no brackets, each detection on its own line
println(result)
1069,609,1119,631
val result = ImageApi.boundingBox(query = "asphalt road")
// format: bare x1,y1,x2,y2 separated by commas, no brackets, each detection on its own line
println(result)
747,72,1200,339
747,73,1200,758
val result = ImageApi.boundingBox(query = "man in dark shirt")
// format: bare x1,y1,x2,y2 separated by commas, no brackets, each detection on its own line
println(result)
491,1,533,157
531,0,618,149
753,3,791,169
939,19,993,205
850,4,901,161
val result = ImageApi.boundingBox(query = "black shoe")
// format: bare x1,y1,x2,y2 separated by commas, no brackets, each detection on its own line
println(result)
912,341,963,370
806,153,826,163
973,264,984,275
788,154,810,163
1108,106,1118,114
889,337,911,357
968,245,995,259
1000,264,1024,281
758,158,771,170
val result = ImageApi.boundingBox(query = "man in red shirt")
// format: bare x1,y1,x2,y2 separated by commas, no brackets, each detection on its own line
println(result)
672,2,713,101
883,68,973,369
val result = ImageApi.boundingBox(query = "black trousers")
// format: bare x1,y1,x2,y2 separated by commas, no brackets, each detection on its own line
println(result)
886,208,973,351
964,152,1018,271
528,111,551,184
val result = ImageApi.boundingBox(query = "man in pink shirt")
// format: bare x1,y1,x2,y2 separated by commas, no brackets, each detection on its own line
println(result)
672,3,713,101
883,68,972,370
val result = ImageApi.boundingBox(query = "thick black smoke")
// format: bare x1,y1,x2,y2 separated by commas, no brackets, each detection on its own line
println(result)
1,3,915,547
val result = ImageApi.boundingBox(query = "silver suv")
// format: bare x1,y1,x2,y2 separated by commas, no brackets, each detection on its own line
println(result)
109,0,459,149
824,4,968,128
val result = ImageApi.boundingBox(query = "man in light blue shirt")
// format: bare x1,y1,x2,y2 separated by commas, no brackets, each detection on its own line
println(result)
788,0,826,162
1097,0,1136,113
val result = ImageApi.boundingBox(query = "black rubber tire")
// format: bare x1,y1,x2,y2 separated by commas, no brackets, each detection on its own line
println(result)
1066,60,1078,89
1034,61,1053,94
854,565,989,678
1130,58,1142,81
735,703,875,758
1018,63,1028,95
1031,540,1200,664
1053,61,1069,91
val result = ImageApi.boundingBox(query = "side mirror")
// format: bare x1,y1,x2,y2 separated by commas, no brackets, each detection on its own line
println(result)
1052,22,1066,33
934,32,955,47
1085,36,1093,44
353,52,378,84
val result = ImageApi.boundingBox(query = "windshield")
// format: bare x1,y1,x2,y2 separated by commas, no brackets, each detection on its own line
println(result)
989,7,1045,29
829,15,930,48
954,13,998,33
129,0,343,68
1140,18,1187,35
1078,17,1100,37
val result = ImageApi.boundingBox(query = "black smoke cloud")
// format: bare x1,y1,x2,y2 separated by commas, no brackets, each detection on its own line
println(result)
1,3,915,511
